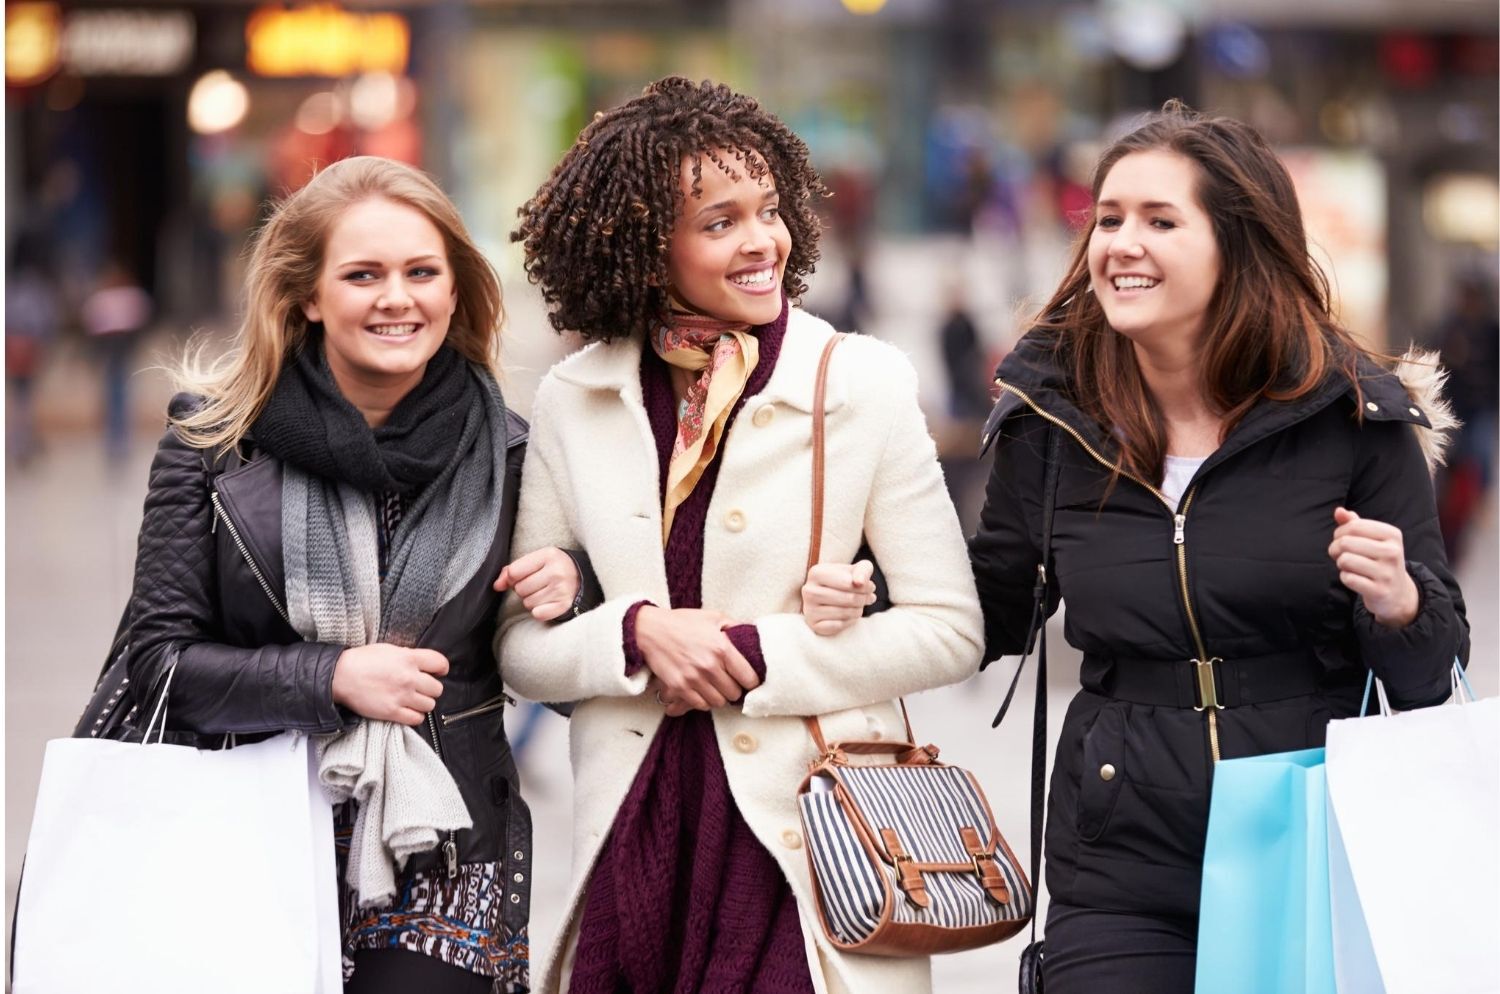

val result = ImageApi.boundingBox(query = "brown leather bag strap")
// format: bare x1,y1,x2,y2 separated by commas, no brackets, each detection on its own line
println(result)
802,334,920,754
804,334,843,760
807,332,845,572
803,714,830,755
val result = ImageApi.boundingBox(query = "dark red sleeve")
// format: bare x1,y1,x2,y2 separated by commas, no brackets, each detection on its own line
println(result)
622,600,655,676
724,623,766,680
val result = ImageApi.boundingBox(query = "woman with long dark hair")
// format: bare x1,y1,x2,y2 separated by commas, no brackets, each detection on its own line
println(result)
970,102,1469,992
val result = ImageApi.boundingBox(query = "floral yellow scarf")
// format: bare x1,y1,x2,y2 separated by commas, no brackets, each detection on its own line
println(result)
650,310,760,542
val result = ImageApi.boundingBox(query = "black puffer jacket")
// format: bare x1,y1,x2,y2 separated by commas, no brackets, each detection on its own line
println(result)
970,330,1469,919
121,393,535,907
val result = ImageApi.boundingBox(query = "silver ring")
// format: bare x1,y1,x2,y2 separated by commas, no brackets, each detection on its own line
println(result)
655,691,667,706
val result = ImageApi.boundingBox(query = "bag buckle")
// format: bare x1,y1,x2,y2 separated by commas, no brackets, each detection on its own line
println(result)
1193,657,1224,711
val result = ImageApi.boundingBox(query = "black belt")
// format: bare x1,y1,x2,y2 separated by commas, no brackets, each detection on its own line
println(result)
1081,649,1329,709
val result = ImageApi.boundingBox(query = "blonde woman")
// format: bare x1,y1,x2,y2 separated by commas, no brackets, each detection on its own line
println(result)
122,156,585,992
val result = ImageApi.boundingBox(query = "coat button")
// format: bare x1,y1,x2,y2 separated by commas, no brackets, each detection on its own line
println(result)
513,850,524,861
1099,764,1116,782
733,733,758,753
1365,401,1380,413
509,893,521,904
752,405,775,427
1408,406,1421,418
781,829,803,850
513,872,525,884
725,509,746,532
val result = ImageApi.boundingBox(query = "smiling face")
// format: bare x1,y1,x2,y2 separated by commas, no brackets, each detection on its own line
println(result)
1088,149,1221,353
665,149,792,326
303,197,457,413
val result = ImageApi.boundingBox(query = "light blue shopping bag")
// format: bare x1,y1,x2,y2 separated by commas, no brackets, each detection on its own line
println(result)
1195,748,1336,994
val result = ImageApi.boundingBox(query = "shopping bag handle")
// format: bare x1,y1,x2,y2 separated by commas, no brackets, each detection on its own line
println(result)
142,661,178,744
1360,657,1476,717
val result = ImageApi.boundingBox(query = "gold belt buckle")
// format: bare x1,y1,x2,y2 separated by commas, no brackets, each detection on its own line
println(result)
1193,657,1224,711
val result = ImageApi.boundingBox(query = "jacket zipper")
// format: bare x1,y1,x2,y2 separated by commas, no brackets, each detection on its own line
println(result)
210,492,291,625
997,381,1222,763
440,691,515,727
433,692,516,877
1174,487,1221,762
425,712,460,879
213,490,461,874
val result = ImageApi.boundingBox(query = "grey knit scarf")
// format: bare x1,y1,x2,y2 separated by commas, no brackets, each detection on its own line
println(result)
282,362,508,906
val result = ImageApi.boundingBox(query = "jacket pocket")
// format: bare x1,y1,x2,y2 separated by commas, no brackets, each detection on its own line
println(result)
1076,702,1126,842
439,691,513,728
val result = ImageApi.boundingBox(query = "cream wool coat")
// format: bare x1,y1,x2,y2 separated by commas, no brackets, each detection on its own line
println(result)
498,308,984,994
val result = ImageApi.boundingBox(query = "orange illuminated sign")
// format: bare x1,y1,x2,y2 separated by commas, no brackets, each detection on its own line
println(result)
6,3,62,86
246,4,408,78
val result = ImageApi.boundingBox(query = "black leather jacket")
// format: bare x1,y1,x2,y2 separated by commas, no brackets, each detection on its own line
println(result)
122,393,536,898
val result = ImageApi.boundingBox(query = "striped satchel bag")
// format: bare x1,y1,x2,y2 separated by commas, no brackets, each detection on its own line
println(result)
794,334,1033,955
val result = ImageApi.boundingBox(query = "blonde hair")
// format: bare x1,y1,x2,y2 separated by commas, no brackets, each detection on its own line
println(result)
172,156,503,452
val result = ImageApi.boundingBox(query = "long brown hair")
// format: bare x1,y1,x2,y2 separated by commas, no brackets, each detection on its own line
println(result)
1034,100,1371,484
173,156,503,453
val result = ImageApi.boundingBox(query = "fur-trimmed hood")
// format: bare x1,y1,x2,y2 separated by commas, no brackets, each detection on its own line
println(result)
1393,347,1459,474
986,328,1461,477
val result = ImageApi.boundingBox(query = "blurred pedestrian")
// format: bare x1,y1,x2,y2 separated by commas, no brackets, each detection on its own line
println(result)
503,76,983,994
81,262,151,460
937,279,993,529
1432,274,1498,563
970,102,1469,993
825,166,875,333
5,260,61,463
122,156,590,992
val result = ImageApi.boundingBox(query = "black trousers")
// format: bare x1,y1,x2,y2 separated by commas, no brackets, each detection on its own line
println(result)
344,948,494,994
1041,902,1197,994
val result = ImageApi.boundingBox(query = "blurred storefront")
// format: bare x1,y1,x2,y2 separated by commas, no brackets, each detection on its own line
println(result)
5,1,433,323
6,0,1495,343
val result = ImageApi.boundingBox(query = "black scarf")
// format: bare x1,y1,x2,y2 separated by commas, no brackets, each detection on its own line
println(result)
252,339,474,495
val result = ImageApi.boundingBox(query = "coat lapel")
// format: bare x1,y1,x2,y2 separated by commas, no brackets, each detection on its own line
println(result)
750,309,849,414
548,334,672,599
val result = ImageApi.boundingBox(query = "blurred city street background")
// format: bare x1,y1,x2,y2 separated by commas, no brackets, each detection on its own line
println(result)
6,0,1497,989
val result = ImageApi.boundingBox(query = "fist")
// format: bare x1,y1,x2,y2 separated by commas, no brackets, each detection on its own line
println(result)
1328,507,1419,629
802,559,877,636
331,643,449,726
494,547,582,622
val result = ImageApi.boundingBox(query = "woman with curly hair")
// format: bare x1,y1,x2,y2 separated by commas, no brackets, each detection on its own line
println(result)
499,77,984,993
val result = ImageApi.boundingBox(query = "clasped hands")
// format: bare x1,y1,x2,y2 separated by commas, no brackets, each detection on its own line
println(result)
645,559,876,717
331,548,583,726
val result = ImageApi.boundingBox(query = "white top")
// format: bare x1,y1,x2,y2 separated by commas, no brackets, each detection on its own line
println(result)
1161,454,1207,509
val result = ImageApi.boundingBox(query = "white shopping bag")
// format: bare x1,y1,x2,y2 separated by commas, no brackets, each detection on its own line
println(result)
13,731,341,994
1325,666,1500,994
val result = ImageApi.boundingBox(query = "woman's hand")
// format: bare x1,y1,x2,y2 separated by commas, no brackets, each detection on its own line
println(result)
636,606,759,711
331,643,449,726
802,559,877,636
1329,507,1420,629
494,547,581,621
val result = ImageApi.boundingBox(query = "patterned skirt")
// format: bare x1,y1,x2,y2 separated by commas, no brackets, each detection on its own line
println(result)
335,803,530,992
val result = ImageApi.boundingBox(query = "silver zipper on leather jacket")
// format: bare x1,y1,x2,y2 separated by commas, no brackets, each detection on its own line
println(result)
431,691,515,875
210,492,291,625
212,490,461,876
439,691,515,727
424,711,461,879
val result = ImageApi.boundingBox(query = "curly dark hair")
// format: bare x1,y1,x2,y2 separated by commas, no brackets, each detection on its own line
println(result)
512,76,827,343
